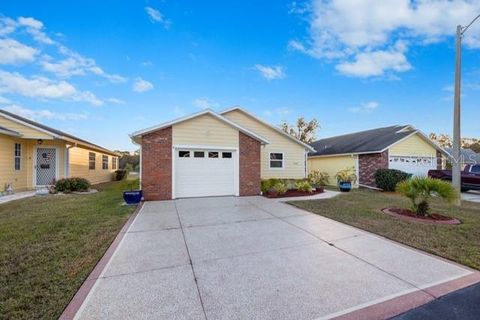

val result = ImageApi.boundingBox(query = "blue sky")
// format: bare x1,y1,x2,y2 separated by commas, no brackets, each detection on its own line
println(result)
1,0,479,151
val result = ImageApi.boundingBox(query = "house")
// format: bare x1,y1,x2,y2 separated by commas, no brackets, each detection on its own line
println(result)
308,125,447,188
445,148,480,167
130,107,315,200
0,109,119,191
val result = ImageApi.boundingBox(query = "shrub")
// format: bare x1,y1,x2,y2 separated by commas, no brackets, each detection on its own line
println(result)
55,177,91,193
374,169,410,191
308,171,330,186
295,180,314,193
396,177,458,216
335,167,357,184
115,169,128,181
272,180,288,194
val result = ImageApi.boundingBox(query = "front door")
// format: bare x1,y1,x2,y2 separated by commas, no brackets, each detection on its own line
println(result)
36,148,57,186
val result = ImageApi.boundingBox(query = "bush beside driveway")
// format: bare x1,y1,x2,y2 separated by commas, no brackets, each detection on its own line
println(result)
290,189,480,270
0,180,137,320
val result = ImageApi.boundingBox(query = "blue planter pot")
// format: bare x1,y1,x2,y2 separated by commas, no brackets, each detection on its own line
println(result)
123,190,142,204
338,181,352,192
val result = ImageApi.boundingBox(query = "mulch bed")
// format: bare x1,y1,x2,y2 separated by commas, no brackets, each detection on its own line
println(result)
264,188,324,199
382,207,461,225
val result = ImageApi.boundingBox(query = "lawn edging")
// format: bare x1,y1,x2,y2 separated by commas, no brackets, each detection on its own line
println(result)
59,202,144,320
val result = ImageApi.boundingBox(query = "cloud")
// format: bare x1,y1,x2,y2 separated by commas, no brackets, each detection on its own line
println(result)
0,39,38,64
292,0,480,78
132,77,153,92
145,6,171,27
17,16,54,44
0,17,17,36
0,71,103,105
106,97,125,104
2,104,88,121
193,98,219,109
254,64,286,80
264,107,293,117
349,101,380,113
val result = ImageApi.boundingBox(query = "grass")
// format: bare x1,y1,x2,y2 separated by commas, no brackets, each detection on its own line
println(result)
290,189,480,270
0,180,138,320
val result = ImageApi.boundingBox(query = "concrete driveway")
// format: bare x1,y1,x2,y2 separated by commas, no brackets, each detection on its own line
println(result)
462,190,480,203
74,196,476,320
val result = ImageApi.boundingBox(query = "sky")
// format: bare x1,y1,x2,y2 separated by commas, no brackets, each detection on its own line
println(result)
1,0,480,152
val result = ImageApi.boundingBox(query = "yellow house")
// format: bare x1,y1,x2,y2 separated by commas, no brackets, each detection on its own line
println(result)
0,109,119,191
130,107,315,200
308,125,448,188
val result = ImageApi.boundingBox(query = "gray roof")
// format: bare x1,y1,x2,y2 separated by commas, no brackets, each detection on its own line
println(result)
445,148,480,164
0,125,20,136
0,109,117,155
309,125,417,156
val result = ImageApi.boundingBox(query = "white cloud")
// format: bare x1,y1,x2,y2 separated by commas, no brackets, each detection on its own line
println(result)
132,77,154,93
0,17,17,36
0,39,38,64
292,0,480,77
349,101,380,113
0,71,103,105
2,104,88,121
193,98,219,109
254,64,286,80
145,6,171,27
17,16,54,44
106,97,125,104
264,107,293,117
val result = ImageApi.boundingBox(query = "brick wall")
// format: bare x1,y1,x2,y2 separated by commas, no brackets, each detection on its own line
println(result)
436,150,443,170
239,132,261,196
141,127,172,200
359,151,389,187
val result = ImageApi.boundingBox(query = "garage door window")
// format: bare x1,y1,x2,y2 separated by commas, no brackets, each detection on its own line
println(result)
270,153,284,168
179,151,190,158
222,152,232,158
208,151,219,158
194,151,205,158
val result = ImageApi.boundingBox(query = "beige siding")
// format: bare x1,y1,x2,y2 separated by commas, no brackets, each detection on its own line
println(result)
308,155,359,187
0,115,54,139
389,134,437,156
173,113,239,148
69,146,115,185
0,136,67,191
222,110,307,179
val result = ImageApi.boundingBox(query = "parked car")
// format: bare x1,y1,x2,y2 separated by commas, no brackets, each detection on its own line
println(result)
428,164,480,192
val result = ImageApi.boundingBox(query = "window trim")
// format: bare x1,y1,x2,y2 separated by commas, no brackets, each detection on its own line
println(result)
14,143,21,171
89,152,96,170
102,155,109,170
269,152,284,169
112,157,117,170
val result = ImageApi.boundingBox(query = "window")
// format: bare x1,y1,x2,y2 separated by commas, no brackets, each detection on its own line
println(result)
89,152,96,170
194,151,205,158
14,143,21,170
102,155,108,170
269,153,283,168
179,151,190,158
472,165,480,174
208,151,219,158
112,157,117,170
222,152,232,159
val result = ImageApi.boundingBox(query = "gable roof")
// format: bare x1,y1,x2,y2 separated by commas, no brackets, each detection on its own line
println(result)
220,106,316,152
0,125,21,137
309,125,446,157
0,109,118,156
130,109,270,145
445,148,480,164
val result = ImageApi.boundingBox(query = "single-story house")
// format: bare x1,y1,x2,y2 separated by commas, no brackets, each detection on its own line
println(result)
445,148,480,166
0,109,119,191
130,107,315,200
308,125,447,188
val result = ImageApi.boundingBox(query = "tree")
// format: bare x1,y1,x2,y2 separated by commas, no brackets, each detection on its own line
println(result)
281,117,319,143
468,142,480,153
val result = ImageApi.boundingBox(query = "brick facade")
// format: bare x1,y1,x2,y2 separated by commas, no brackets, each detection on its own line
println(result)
141,127,172,200
359,151,389,187
239,132,261,196
436,150,443,170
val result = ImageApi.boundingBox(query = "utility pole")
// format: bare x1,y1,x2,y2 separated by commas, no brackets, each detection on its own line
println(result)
452,25,462,205
452,14,480,206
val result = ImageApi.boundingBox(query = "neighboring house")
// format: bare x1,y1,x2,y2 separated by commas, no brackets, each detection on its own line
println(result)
0,109,118,191
130,107,315,200
445,148,480,166
308,125,447,188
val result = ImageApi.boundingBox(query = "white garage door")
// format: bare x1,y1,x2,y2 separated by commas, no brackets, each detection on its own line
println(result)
389,156,437,176
174,149,236,198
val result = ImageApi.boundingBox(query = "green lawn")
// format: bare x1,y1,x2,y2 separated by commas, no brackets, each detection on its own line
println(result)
290,189,480,270
0,180,137,320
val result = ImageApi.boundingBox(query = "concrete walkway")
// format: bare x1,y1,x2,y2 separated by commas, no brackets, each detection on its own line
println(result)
462,191,480,203
73,196,476,320
0,191,36,205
